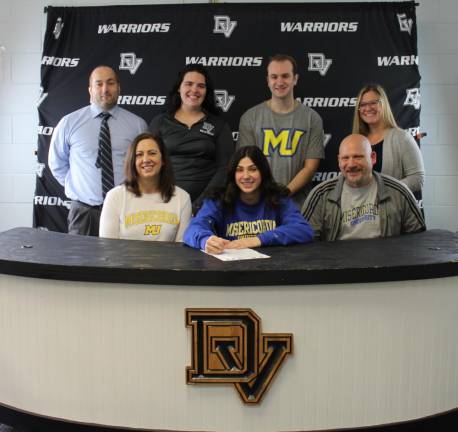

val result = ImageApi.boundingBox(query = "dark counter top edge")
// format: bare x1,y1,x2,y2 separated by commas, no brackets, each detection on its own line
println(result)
1,260,457,286
1,398,457,432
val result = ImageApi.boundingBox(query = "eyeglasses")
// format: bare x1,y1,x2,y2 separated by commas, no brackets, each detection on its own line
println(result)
358,99,381,111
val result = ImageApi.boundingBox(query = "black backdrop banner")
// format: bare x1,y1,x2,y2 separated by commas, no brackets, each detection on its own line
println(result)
34,1,420,232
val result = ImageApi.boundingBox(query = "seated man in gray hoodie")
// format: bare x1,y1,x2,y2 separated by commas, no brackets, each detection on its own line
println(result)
302,134,425,241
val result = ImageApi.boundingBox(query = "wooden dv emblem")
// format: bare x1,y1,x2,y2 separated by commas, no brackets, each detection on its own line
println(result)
185,308,293,403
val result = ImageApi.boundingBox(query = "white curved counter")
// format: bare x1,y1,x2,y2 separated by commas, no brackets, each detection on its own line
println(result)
0,228,457,432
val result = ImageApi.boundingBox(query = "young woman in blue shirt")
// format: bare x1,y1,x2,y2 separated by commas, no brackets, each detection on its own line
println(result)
183,145,314,254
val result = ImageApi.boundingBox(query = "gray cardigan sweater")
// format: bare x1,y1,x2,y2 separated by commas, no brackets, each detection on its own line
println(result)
380,128,424,193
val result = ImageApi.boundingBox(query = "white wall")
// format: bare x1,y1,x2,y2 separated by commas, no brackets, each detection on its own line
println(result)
0,0,456,233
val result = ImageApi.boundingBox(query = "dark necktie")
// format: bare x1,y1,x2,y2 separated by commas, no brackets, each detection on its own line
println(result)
96,112,114,199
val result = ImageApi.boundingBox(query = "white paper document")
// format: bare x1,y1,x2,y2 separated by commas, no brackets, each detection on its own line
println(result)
204,248,270,261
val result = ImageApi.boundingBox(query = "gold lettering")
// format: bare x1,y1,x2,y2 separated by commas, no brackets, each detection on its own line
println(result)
262,129,305,156
124,210,179,227
144,225,161,236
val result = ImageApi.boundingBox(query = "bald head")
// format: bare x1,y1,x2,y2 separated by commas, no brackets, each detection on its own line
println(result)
338,134,376,188
88,66,119,85
339,134,371,155
88,66,120,111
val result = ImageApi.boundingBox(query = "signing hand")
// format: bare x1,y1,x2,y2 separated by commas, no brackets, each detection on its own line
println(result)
204,235,231,254
225,237,261,250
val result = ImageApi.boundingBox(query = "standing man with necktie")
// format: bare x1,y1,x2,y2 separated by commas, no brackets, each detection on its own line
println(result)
49,65,148,236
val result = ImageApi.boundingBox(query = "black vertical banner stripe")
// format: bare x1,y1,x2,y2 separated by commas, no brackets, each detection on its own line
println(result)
34,2,420,232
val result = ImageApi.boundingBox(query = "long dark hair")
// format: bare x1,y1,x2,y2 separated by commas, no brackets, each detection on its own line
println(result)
210,146,289,212
167,65,220,115
124,132,175,202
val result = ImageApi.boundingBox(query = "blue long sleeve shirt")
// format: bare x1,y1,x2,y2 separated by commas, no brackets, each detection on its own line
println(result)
183,196,314,250
48,103,148,206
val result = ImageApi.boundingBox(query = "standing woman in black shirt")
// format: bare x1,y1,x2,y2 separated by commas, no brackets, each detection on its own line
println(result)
149,65,234,212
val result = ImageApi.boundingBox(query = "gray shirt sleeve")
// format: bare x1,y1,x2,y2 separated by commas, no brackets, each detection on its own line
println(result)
397,130,425,192
304,109,325,160
237,109,256,149
302,186,325,241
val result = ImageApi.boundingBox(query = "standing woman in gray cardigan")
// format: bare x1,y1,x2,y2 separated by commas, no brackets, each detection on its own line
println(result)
352,84,424,193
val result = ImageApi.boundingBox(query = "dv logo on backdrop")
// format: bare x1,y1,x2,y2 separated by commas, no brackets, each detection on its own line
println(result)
36,163,46,178
397,13,413,34
37,87,48,108
404,88,420,109
308,53,332,76
213,15,237,38
406,126,421,137
214,90,235,112
119,53,142,75
53,17,64,39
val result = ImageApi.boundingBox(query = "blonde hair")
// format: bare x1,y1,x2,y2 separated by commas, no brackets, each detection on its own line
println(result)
352,84,398,136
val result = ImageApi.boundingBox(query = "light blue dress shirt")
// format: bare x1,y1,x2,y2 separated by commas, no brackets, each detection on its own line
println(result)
48,103,148,206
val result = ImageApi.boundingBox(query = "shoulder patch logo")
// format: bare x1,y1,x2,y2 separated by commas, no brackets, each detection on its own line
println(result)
200,122,215,136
